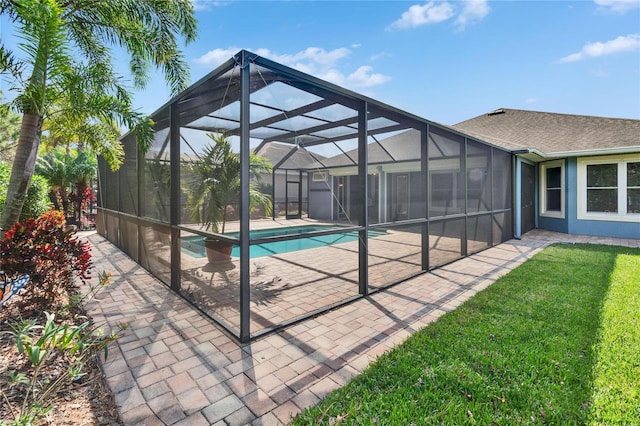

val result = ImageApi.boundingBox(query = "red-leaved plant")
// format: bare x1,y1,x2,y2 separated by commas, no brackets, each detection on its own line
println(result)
0,210,92,310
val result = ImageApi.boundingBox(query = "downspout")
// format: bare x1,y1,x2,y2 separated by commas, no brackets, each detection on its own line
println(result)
513,155,521,239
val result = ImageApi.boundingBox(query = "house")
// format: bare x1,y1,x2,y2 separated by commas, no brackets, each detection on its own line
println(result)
452,108,640,239
304,127,513,228
253,141,326,218
300,109,639,239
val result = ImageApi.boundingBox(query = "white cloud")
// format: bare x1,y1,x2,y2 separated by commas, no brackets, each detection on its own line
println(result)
525,98,538,104
317,69,345,85
594,0,640,13
347,66,392,88
455,0,490,32
191,0,227,11
269,47,352,67
195,47,351,69
194,47,239,66
194,47,391,89
387,1,455,30
387,1,489,31
370,52,392,61
559,34,640,62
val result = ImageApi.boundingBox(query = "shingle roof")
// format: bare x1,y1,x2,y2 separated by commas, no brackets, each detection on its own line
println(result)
320,129,424,168
256,142,327,170
452,108,640,156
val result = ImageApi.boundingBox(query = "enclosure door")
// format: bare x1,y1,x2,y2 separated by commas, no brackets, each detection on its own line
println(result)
286,171,302,219
335,176,349,220
392,173,409,221
521,163,536,234
368,173,379,222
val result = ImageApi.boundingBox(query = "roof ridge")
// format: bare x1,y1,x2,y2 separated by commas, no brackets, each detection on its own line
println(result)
488,108,640,122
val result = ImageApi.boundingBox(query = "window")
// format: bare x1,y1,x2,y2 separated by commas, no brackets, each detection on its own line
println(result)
578,155,640,222
587,163,618,212
312,171,328,182
627,162,640,213
540,160,564,218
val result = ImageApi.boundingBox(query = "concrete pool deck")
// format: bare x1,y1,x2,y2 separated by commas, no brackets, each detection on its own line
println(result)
153,218,494,337
84,229,639,425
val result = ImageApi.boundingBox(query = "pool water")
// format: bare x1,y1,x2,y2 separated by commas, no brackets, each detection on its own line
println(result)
181,225,386,259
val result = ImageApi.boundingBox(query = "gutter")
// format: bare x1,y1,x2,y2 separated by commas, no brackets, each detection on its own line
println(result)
513,146,640,161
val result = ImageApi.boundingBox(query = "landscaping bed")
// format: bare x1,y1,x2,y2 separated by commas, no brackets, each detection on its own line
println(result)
0,211,123,425
0,302,122,425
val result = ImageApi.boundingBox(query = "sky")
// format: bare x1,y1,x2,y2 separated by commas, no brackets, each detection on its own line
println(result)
3,0,640,126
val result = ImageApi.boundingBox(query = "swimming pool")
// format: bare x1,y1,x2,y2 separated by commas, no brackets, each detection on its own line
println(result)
181,225,386,258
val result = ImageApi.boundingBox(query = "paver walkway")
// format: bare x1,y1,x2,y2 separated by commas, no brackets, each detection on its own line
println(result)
84,230,639,425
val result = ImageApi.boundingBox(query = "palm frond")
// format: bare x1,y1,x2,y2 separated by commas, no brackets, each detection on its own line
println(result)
36,149,69,188
11,0,72,115
187,134,273,233
61,0,197,94
0,45,25,82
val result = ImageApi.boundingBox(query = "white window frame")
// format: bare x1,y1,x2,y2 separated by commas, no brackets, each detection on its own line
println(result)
540,159,565,219
577,154,640,223
312,171,329,182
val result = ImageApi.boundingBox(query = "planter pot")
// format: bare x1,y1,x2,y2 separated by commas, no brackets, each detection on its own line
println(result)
203,237,233,262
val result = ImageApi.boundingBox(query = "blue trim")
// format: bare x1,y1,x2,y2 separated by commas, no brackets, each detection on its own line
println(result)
539,216,568,233
569,219,640,239
538,160,568,233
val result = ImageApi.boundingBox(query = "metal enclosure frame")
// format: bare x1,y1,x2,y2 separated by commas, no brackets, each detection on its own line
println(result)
97,50,515,342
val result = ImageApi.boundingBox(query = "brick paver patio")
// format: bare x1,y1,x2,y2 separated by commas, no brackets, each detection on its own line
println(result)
84,230,638,425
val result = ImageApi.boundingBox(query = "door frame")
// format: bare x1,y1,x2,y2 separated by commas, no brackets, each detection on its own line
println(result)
285,170,302,219
334,175,349,220
515,158,537,237
391,173,410,221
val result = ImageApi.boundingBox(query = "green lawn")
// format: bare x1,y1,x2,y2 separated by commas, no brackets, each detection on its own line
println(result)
290,243,640,425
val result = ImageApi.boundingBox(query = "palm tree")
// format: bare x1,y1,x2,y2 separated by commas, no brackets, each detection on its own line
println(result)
67,150,97,224
0,0,197,230
36,148,97,224
35,149,70,213
188,133,273,234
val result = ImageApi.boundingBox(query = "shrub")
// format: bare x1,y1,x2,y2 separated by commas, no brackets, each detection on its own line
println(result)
21,174,51,220
0,210,92,311
2,311,126,425
0,161,52,222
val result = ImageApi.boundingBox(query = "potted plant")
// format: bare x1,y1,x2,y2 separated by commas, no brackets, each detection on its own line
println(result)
187,133,272,262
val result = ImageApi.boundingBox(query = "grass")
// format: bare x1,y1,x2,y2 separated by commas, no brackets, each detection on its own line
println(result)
290,243,640,425
589,250,640,424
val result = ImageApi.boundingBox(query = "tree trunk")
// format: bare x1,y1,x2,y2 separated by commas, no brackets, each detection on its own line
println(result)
0,112,42,230
60,186,70,219
74,181,88,223
48,189,60,210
